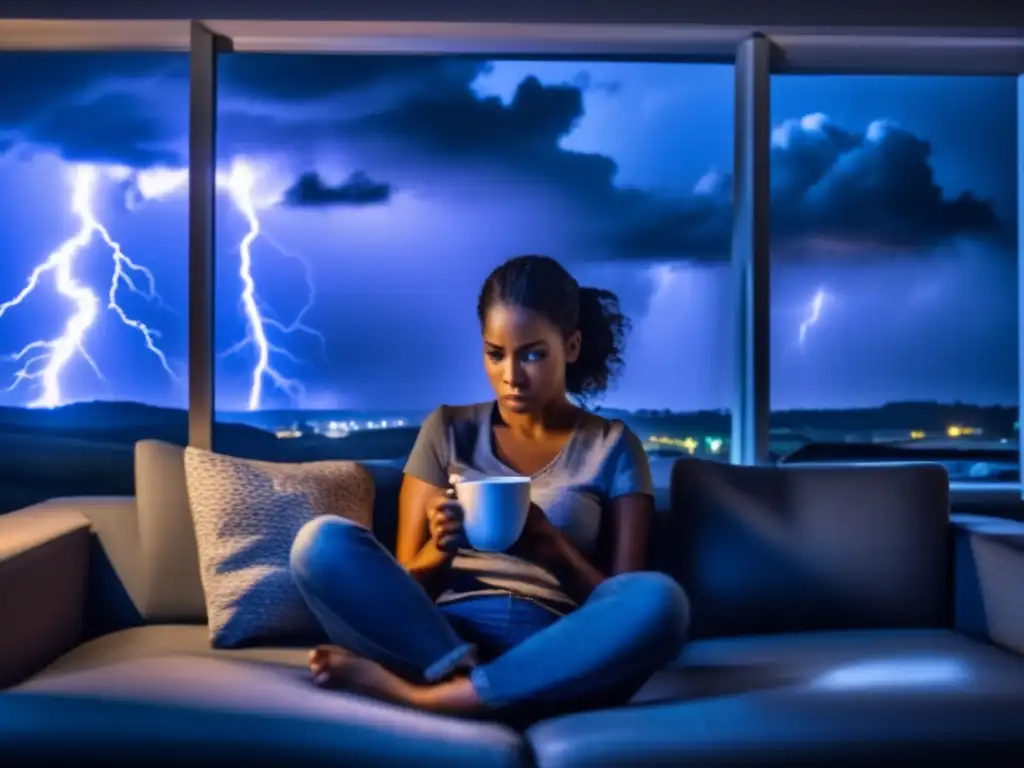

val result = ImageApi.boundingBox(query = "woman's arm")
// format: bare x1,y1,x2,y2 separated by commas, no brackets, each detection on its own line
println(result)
607,492,653,575
604,427,655,575
396,475,453,598
523,492,653,602
396,407,457,598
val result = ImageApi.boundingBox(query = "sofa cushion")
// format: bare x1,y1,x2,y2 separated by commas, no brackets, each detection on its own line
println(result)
25,625,310,679
130,441,407,627
183,447,374,648
14,650,525,767
531,629,1024,766
1,691,527,768
20,627,1024,765
670,459,952,638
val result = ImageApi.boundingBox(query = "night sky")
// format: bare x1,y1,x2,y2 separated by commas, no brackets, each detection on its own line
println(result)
0,54,1016,414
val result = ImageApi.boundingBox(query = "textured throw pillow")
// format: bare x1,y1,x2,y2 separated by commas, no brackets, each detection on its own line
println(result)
183,447,374,648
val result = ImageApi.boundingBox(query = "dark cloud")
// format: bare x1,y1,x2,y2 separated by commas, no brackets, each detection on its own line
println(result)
0,52,466,127
26,91,186,168
282,170,392,207
610,184,732,261
218,55,483,101
0,53,471,169
347,74,621,205
0,53,1008,262
0,53,187,168
340,71,1006,261
0,53,185,126
772,114,1002,248
360,74,584,151
620,114,1007,261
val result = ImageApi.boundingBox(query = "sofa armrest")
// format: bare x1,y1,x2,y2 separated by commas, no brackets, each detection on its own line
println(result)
0,503,91,688
953,513,1024,656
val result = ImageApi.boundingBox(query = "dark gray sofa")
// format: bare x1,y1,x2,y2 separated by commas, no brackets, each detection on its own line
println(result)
1,440,1022,765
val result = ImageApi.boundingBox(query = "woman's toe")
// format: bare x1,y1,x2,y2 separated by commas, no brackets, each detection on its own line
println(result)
308,645,353,687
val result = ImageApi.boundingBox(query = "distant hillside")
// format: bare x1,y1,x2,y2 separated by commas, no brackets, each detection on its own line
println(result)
0,402,421,515
616,402,1016,440
216,426,421,462
0,400,422,461
0,399,1014,449
0,398,1015,517
0,401,185,430
772,401,1015,437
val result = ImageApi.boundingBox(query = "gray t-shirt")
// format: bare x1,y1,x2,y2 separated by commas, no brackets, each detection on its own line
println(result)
404,402,654,613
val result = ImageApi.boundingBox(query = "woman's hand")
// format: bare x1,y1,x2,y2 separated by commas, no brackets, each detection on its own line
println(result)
426,489,466,553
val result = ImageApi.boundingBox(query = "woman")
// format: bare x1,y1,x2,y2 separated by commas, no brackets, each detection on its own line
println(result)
290,254,689,718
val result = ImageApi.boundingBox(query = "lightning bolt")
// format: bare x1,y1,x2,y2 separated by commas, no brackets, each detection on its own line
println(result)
798,288,833,348
0,164,175,408
219,159,323,411
131,159,323,412
2,158,320,412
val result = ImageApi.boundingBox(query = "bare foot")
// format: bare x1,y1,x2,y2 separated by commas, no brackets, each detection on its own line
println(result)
309,645,417,704
308,645,484,714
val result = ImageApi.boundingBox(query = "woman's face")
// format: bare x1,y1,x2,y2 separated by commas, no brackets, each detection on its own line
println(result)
482,302,580,414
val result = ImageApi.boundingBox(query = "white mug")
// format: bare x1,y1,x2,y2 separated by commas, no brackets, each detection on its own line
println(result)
454,475,531,552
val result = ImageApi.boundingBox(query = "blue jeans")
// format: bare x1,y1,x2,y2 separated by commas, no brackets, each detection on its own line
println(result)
290,516,690,712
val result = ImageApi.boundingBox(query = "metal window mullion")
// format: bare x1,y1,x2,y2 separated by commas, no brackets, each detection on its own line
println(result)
730,34,772,466
188,22,232,450
1018,73,1024,496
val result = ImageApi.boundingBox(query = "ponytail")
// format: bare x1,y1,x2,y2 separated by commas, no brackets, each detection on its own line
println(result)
566,287,629,401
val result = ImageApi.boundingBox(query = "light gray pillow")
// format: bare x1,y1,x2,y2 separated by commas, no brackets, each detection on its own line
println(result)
183,446,374,648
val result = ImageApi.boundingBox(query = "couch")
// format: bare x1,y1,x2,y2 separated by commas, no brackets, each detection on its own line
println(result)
1,440,1022,765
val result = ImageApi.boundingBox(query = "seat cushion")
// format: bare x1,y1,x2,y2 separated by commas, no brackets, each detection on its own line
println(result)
23,625,311,680
20,626,1024,765
0,691,526,767
530,629,1024,766
16,626,526,767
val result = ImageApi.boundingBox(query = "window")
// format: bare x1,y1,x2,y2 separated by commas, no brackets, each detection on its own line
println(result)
211,56,735,487
769,76,1019,482
0,53,189,514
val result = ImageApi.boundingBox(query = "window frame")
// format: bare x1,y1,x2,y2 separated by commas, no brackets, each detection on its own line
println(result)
0,18,1020,495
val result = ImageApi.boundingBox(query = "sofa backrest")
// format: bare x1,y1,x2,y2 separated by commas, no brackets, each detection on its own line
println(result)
133,441,204,621
125,439,659,625
130,440,407,624
669,458,953,639
114,443,952,637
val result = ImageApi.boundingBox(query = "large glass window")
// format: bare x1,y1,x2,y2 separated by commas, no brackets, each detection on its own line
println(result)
0,53,189,514
211,56,735,487
769,76,1018,482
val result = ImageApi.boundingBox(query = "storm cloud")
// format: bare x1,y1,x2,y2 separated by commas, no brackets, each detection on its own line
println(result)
619,113,1007,260
770,113,1003,249
0,53,1008,260
282,170,392,207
